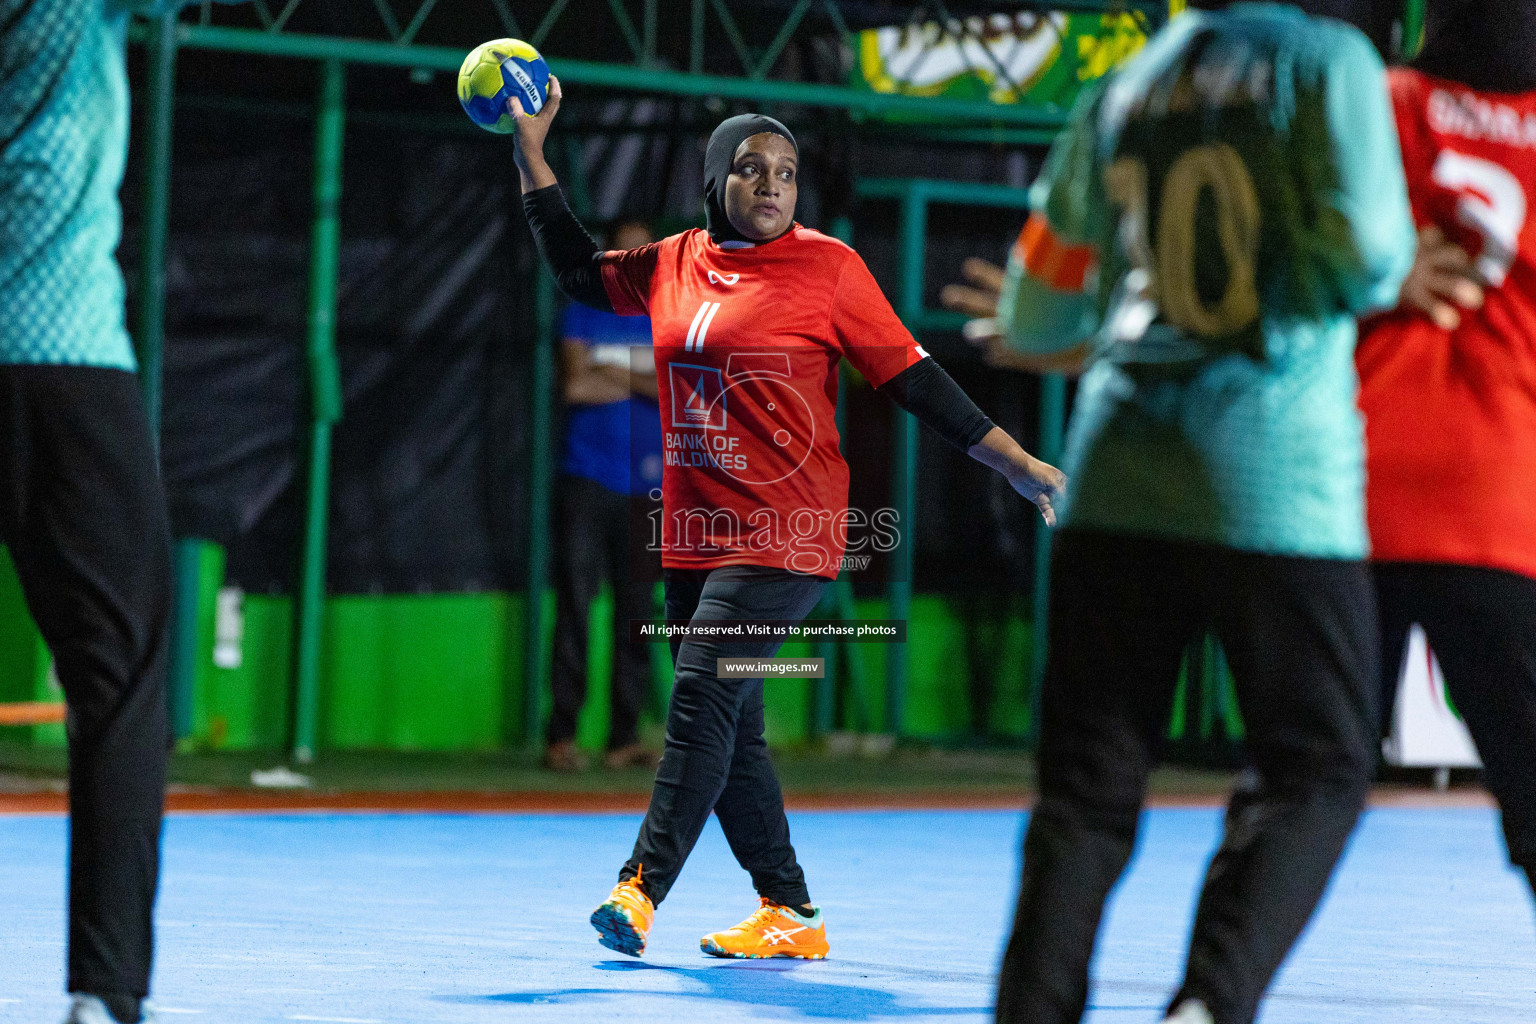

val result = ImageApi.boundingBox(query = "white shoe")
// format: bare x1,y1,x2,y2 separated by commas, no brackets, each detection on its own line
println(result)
1163,999,1214,1024
64,995,157,1024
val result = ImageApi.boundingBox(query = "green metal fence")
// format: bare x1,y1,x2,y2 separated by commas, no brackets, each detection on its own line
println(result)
124,2,1173,760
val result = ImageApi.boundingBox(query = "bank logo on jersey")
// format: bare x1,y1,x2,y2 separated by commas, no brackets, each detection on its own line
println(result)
707,271,740,286
669,364,727,430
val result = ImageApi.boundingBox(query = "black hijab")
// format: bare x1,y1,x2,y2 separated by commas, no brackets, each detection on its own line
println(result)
1417,0,1536,94
703,114,798,245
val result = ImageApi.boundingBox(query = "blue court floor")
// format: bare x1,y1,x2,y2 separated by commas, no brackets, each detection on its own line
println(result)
1,807,1532,1024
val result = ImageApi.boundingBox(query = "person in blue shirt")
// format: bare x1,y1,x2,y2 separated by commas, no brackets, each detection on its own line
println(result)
976,4,1418,1024
545,219,665,772
1,2,242,1022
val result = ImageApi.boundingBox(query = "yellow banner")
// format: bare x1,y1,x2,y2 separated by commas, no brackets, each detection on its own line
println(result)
854,11,1155,115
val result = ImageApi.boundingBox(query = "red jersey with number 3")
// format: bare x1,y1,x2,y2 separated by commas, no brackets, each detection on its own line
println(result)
1357,69,1536,581
598,225,925,578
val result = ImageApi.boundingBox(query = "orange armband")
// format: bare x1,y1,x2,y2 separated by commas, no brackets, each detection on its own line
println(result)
1015,213,1096,293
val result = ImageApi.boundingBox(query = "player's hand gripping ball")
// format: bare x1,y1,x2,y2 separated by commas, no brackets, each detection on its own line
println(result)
457,38,549,133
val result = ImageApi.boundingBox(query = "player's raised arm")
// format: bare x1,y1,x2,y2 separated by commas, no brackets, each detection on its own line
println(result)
508,75,561,193
506,78,617,313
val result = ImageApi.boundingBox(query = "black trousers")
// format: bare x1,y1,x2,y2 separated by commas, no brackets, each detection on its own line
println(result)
0,366,171,1000
548,474,659,749
621,564,828,907
998,531,1378,1024
1376,561,1536,879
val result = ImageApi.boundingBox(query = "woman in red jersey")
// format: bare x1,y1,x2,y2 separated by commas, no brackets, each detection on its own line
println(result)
511,80,1065,960
1356,0,1536,912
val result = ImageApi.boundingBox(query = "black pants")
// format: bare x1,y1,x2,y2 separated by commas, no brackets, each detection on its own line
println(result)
548,474,659,749
1376,561,1536,878
621,564,828,907
0,367,172,1001
998,531,1378,1024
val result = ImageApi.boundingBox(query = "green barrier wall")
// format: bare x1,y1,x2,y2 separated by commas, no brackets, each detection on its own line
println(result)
190,587,541,752
0,544,1234,754
0,548,65,747
128,541,1042,752
190,588,1031,752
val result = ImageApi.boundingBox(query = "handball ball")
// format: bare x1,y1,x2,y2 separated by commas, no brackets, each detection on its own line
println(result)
457,38,549,133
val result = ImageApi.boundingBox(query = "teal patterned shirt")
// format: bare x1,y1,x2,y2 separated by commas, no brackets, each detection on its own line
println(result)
1004,3,1416,558
0,0,141,368
0,0,223,369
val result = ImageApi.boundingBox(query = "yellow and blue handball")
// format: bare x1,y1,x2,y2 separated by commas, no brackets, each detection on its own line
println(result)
457,38,549,133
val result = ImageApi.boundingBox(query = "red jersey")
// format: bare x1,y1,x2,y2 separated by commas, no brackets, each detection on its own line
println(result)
599,225,925,578
1357,69,1536,581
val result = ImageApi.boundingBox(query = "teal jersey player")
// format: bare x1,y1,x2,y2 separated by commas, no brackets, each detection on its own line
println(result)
993,9,1424,1023
1000,2,1416,558
0,0,213,370
2,6,244,1023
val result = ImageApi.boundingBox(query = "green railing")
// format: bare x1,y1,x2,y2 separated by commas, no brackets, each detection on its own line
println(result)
186,0,1171,90
850,178,1064,740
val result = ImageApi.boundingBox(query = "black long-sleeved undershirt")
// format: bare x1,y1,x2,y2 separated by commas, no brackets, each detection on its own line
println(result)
523,182,995,453
523,183,613,311
876,357,995,453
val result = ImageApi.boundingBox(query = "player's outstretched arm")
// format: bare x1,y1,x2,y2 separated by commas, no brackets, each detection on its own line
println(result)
875,357,1066,526
834,249,1066,523
941,258,1092,375
967,427,1066,528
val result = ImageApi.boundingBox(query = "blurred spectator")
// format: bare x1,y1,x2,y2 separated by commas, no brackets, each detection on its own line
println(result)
544,220,664,771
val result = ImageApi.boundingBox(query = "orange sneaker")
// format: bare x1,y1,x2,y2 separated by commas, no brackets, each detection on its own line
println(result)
700,899,829,959
590,869,654,956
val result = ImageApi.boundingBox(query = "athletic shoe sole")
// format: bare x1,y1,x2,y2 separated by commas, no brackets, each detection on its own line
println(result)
700,936,827,960
591,902,646,956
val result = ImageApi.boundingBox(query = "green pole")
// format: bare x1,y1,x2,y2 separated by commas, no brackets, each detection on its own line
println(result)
810,360,856,740
1027,373,1066,745
135,15,205,740
1400,0,1426,60
519,140,588,750
807,214,859,741
561,137,593,219
885,184,925,738
291,60,346,764
135,13,176,432
167,540,202,741
689,0,705,75
524,268,557,747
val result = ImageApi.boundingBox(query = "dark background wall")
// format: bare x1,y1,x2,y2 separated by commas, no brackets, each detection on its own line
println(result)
119,44,1054,603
